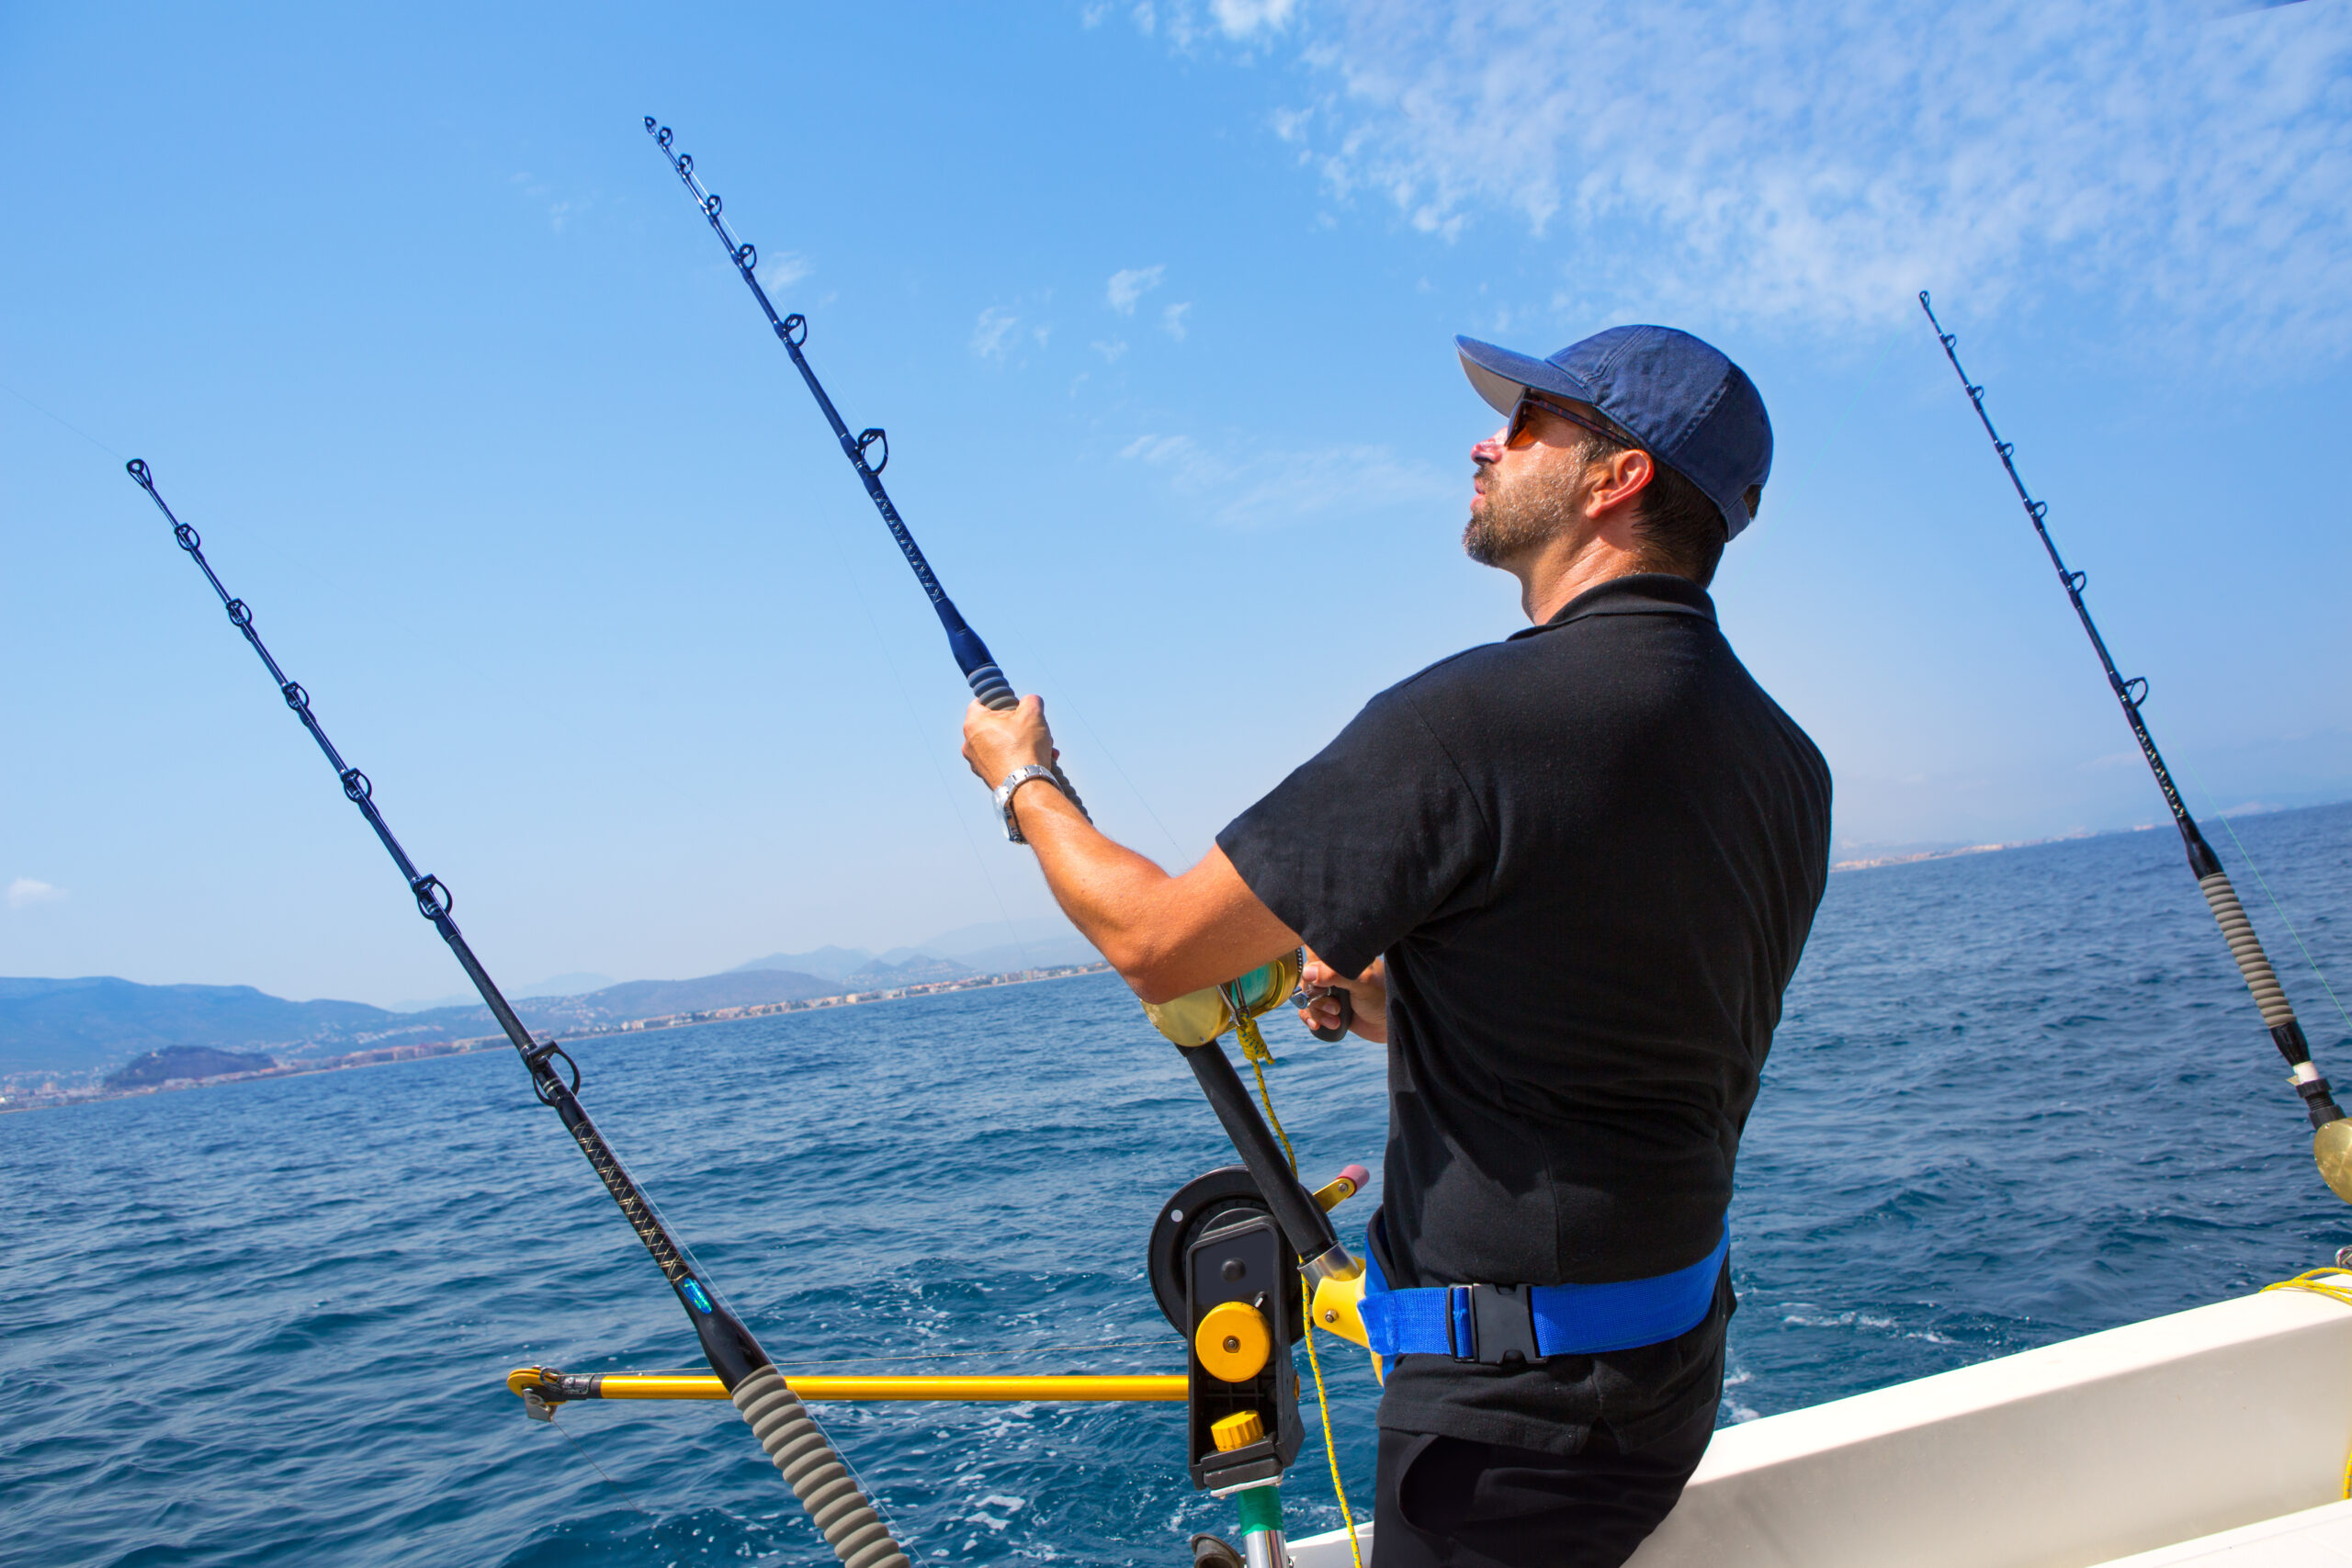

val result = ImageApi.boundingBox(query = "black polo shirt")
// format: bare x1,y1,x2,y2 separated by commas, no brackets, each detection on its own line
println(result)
1217,572,1831,1453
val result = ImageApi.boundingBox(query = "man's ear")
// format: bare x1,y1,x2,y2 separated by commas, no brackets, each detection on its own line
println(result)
1587,447,1656,524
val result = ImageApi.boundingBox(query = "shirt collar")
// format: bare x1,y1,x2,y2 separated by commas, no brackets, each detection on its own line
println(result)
1506,572,1718,641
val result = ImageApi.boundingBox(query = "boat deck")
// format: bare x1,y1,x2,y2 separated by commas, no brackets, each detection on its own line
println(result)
2092,1499,2352,1566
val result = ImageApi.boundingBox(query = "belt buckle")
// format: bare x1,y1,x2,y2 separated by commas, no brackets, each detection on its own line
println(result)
1447,1282,1542,1365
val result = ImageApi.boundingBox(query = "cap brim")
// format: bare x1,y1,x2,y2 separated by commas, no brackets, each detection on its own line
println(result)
1456,335,1600,419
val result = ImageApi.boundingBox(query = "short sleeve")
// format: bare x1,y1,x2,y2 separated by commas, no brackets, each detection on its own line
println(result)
1216,683,1493,978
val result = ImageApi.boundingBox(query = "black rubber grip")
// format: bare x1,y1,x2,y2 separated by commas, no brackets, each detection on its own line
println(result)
1309,991,1353,1043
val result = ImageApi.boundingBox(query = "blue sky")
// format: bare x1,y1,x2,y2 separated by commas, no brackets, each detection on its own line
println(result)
5,1,2350,1007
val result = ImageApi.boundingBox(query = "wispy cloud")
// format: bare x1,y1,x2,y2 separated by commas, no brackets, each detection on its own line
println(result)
509,172,588,233
1091,337,1130,362
760,253,812,292
1106,265,1166,315
1119,432,1453,528
1125,0,1293,49
1203,1,2352,351
1161,301,1193,340
1210,0,1296,37
7,877,63,909
971,306,1023,358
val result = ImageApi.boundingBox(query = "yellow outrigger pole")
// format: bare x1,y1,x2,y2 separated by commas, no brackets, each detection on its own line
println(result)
509,1369,1186,1405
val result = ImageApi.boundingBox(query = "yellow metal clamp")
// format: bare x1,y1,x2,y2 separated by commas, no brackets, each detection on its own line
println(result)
1306,1269,1372,1352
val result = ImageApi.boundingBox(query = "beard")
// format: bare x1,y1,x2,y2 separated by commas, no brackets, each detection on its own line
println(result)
1462,458,1584,567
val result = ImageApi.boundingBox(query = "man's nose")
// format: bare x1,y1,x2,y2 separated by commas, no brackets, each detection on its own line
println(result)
1472,432,1505,465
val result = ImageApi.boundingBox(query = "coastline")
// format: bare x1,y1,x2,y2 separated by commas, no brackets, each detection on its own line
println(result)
0,961,1114,1116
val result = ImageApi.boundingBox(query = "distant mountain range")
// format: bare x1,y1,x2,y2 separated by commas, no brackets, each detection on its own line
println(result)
729,919,1099,983
0,916,1102,1078
390,971,616,1014
6,911,1101,1086
0,969,851,1078
0,977,401,1077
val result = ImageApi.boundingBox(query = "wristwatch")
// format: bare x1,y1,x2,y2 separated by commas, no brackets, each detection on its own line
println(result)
992,763,1068,844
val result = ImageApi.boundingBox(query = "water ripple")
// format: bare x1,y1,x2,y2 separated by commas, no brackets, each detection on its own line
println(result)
5,804,2349,1563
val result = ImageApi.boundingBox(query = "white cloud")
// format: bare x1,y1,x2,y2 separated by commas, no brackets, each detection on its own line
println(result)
1091,337,1130,362
1239,1,2352,351
1120,433,1198,464
1118,432,1453,528
1212,0,1295,37
970,306,1022,358
1106,265,1167,315
7,877,63,909
760,253,812,292
1161,301,1193,340
509,171,586,233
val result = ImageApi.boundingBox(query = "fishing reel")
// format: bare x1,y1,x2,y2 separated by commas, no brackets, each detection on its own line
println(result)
1149,1166,1306,1490
1148,1162,1369,1491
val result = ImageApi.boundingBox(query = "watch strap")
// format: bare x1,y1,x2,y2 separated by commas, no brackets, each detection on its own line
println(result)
992,763,1066,844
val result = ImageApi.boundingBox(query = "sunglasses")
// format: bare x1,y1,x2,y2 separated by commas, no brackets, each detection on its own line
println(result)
1506,391,1638,452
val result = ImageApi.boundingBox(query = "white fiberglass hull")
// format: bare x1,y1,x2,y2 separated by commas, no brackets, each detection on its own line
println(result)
1289,1274,2352,1568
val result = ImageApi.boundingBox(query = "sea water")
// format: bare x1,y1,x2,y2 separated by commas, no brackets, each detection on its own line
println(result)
6,802,2350,1566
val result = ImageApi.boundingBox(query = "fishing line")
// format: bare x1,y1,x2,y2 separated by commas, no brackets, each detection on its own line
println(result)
1918,291,2352,1202
804,513,1036,971
547,1412,669,1537
1222,1000,1366,1568
1,378,125,460
643,118,1084,836
643,117,1363,1062
129,459,914,1568
2174,761,2352,1041
1014,643,1191,864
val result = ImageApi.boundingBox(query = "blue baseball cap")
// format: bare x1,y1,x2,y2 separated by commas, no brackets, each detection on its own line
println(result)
1457,325,1772,540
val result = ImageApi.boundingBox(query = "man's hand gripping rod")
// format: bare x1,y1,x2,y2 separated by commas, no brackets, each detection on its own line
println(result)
644,119,1364,1284
643,117,1082,830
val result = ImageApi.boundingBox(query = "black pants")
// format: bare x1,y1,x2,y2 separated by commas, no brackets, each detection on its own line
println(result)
1372,1403,1717,1568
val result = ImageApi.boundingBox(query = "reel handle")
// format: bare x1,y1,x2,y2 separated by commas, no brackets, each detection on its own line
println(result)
1299,986,1354,1043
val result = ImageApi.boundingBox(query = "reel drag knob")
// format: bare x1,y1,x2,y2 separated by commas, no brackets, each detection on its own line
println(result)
1195,1300,1272,1383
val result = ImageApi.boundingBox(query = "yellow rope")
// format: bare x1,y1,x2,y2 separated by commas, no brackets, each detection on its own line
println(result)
2262,1268,2352,1312
2262,1268,2352,1499
1234,1009,1366,1568
1300,1297,1367,1568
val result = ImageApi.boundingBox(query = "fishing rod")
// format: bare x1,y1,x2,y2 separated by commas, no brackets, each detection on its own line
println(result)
126,460,911,1568
638,116,1082,825
1917,293,2352,1202
640,115,1353,1050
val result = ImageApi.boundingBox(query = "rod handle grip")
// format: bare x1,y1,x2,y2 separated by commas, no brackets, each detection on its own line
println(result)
965,662,1089,823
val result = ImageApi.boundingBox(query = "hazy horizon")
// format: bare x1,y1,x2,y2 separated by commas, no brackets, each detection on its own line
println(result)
8,3,2350,1008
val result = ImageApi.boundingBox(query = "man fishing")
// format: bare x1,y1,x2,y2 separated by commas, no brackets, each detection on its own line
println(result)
963,325,1832,1568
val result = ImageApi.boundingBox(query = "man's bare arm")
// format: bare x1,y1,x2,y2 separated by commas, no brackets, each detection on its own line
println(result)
963,696,1300,1004
1018,793,1300,1004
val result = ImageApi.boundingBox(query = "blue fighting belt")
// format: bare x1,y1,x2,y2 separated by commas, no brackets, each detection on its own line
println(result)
1359,1224,1729,1362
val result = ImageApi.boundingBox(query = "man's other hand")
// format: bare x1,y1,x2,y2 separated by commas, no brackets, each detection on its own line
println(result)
1299,951,1387,1044
963,694,1057,786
